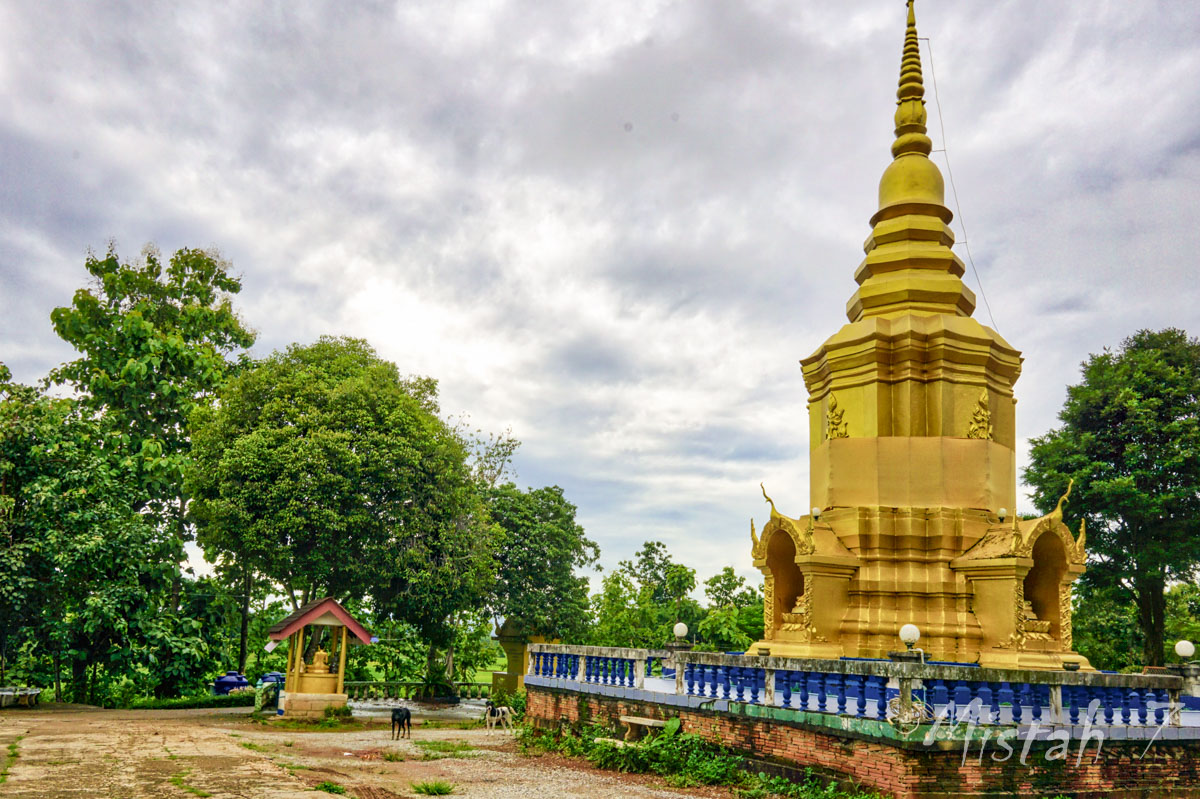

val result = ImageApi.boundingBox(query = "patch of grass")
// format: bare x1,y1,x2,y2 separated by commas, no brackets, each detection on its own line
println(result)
0,736,25,786
252,716,368,733
239,741,271,752
420,719,482,730
412,780,456,795
168,769,212,797
412,739,473,761
314,781,347,794
283,740,294,747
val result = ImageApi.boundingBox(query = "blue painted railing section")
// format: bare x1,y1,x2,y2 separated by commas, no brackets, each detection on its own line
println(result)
527,646,1183,728
583,654,637,687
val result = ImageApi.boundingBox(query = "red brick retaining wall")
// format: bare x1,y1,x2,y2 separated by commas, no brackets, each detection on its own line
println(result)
527,685,1200,798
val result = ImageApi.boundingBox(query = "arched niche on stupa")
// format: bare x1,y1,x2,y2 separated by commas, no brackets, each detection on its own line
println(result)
766,527,804,633
1025,530,1068,640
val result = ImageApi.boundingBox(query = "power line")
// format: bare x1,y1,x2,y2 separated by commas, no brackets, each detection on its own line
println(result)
920,36,1000,332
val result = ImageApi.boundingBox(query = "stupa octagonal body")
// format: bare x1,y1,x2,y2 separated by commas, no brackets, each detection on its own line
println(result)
748,1,1089,670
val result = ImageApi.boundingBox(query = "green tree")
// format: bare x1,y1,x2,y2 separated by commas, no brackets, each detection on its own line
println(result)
1070,583,1142,672
588,570,660,648
589,541,704,648
1025,328,1200,666
188,336,497,667
0,373,196,700
485,483,598,641
696,568,764,651
49,245,255,600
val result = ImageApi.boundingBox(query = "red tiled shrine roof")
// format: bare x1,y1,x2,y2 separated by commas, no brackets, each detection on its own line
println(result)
266,597,373,644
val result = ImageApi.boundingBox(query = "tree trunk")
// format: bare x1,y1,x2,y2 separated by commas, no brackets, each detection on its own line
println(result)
426,643,438,682
71,657,87,704
237,570,252,673
1135,573,1167,667
54,650,62,702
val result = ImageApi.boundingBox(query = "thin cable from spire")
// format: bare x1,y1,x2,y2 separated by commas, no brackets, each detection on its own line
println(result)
920,36,1000,333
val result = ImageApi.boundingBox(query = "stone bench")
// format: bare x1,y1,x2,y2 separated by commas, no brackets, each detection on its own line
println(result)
619,714,667,741
0,688,41,708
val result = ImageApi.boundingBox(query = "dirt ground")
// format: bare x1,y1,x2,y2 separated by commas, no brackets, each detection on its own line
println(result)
0,703,730,799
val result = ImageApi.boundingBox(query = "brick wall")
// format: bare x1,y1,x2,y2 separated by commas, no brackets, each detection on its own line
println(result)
526,685,1200,798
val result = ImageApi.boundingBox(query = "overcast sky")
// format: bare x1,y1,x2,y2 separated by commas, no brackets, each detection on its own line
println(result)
2,0,1198,591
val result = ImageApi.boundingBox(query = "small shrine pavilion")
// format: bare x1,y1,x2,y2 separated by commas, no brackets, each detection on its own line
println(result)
267,597,373,718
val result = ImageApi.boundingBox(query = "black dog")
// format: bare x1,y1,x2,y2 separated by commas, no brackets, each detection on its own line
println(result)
391,706,412,740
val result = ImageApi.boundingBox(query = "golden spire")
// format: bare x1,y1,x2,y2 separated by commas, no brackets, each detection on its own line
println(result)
892,0,932,158
843,0,976,323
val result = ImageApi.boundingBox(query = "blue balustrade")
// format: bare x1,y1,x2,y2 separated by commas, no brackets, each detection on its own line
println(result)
871,675,887,720
830,674,845,714
529,648,1181,734
977,682,993,723
853,675,868,717
997,682,1013,724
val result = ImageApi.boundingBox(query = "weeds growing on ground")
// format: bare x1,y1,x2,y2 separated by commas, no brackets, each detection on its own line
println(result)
413,739,473,760
314,781,347,794
420,719,483,730
412,780,456,795
168,769,212,797
0,736,24,786
382,751,405,762
248,713,368,733
516,722,883,799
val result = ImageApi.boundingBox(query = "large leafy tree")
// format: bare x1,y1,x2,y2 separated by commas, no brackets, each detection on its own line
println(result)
49,246,255,595
188,336,496,649
485,483,597,641
589,541,704,648
1025,328,1200,666
0,371,203,700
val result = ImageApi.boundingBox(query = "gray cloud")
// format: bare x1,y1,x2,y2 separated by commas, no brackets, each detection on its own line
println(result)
2,0,1198,589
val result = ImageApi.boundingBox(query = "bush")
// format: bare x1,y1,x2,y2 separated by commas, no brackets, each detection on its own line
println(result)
517,722,882,798
127,693,256,710
491,689,526,718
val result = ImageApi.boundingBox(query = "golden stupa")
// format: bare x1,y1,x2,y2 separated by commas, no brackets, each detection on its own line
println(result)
748,0,1089,670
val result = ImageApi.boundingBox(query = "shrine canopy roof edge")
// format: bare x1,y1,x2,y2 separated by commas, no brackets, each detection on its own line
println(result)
266,597,374,644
